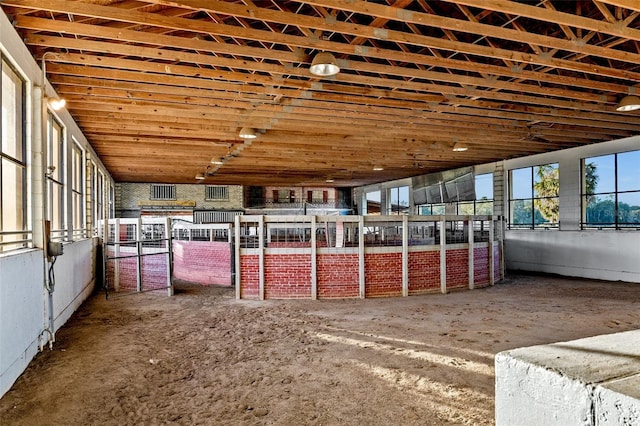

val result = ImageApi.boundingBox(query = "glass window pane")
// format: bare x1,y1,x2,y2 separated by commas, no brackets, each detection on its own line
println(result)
617,150,640,192
511,168,532,199
1,60,23,162
511,200,532,226
585,154,615,194
475,173,493,200
2,159,24,231
432,204,445,215
533,163,559,198
584,194,616,225
618,192,640,225
475,200,493,215
458,201,475,215
366,190,381,215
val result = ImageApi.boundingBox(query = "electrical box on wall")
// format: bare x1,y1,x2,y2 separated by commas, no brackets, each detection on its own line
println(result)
47,241,64,257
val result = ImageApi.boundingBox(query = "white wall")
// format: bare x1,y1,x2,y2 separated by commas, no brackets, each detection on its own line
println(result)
0,250,44,397
503,135,640,283
1,8,110,398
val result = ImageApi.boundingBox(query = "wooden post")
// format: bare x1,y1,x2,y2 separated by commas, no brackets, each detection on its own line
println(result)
358,216,365,299
165,217,173,296
402,215,408,297
440,218,447,294
310,215,317,300
258,215,265,300
468,217,475,290
489,216,496,286
136,219,142,292
234,216,241,300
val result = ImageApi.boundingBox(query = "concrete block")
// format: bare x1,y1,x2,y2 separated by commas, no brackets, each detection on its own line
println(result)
496,330,640,426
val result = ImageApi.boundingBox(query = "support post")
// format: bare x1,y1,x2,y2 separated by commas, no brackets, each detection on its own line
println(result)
165,218,173,296
440,218,447,294
358,216,365,299
234,216,241,299
136,219,142,292
113,218,120,292
402,215,408,297
490,216,496,286
258,216,265,300
468,218,475,290
310,215,317,300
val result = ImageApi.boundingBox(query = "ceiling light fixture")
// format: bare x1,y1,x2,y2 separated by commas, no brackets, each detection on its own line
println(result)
238,127,257,139
373,166,384,171
211,157,224,165
616,95,640,112
195,173,206,180
325,178,335,183
452,142,469,152
309,52,340,77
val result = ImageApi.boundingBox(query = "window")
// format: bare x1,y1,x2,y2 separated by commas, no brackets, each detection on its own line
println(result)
509,163,559,229
71,140,85,239
206,185,229,201
87,161,96,233
457,173,494,215
582,150,640,229
307,190,328,204
0,57,28,252
388,186,410,215
151,184,176,200
273,189,294,203
365,190,381,215
417,174,493,216
96,171,104,224
47,113,66,240
109,184,115,218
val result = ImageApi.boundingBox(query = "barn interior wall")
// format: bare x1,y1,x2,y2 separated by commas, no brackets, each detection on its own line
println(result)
0,9,111,398
502,135,640,283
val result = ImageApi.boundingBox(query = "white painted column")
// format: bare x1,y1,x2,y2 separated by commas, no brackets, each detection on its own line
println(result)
468,218,475,290
489,217,495,286
165,218,173,296
113,218,120,292
258,216,265,300
358,216,365,299
402,215,408,297
440,218,447,294
136,218,142,292
310,216,317,300
234,216,241,300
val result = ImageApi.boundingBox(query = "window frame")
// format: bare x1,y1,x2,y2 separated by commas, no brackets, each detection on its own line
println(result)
0,56,29,253
205,185,229,201
71,138,85,239
46,111,67,241
150,184,176,200
581,150,640,230
508,163,559,230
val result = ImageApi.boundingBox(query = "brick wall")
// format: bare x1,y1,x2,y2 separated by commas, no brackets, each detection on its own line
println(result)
172,241,231,286
264,254,312,299
365,252,403,298
240,255,260,299
408,250,440,295
473,246,490,287
446,248,469,289
117,182,244,214
317,253,359,298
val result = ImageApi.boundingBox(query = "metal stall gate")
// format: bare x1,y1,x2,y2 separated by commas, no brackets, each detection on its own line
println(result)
100,218,173,297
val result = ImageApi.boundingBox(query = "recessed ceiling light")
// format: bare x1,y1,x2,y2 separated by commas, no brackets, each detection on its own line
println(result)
238,127,257,139
373,166,384,171
195,173,206,180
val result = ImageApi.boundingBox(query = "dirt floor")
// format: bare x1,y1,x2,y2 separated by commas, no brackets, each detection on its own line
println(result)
1,273,639,426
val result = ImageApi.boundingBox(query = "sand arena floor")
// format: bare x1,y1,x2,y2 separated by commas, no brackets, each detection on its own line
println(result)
1,273,639,425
